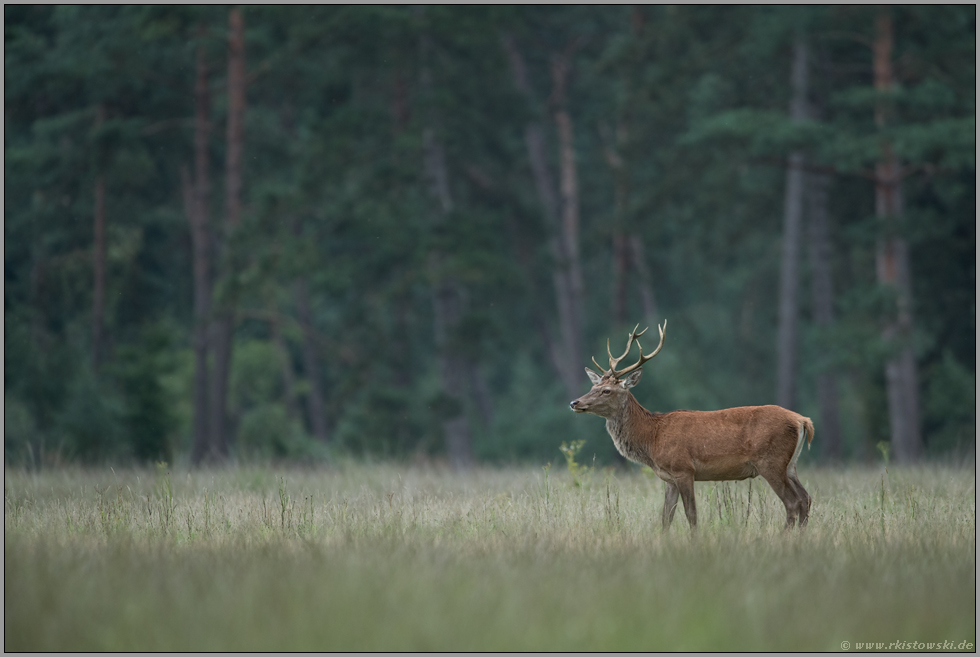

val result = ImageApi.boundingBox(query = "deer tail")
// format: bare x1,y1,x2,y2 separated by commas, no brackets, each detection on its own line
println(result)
788,417,813,475
803,417,814,450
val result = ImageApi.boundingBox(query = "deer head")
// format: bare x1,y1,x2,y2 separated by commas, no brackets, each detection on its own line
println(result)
569,320,666,418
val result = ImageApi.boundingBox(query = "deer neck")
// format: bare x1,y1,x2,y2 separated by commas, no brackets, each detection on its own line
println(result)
605,393,655,465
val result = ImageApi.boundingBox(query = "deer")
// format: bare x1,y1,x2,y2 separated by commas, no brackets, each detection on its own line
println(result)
569,320,814,530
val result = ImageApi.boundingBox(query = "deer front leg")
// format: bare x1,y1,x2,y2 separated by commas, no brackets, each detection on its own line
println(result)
675,475,698,529
662,482,679,530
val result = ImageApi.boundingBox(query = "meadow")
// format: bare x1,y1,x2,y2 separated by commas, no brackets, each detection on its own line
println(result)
4,459,976,651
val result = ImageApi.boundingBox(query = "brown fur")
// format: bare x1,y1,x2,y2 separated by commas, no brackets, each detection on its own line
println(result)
571,371,813,530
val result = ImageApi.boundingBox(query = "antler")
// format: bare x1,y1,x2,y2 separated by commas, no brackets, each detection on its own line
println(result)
590,321,667,378
613,319,666,378
591,324,645,375
591,320,667,378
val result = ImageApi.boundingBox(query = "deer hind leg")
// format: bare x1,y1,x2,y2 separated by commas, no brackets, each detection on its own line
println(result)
785,421,812,527
787,469,811,528
662,482,679,530
760,470,799,529
675,475,698,529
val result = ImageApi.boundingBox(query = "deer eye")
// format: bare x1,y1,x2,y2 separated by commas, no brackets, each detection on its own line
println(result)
601,389,611,395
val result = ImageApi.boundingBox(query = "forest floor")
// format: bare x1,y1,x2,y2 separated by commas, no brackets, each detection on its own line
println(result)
4,461,976,651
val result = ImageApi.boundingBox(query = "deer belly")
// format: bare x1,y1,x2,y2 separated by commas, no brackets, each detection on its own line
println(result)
692,458,758,482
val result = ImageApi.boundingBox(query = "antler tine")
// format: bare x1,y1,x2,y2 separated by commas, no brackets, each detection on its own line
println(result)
613,319,667,378
607,324,647,372
591,355,608,374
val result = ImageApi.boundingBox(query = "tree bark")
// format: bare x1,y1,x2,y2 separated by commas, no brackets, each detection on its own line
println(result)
600,120,658,330
423,125,475,469
501,34,584,400
551,50,585,381
805,169,843,460
209,8,246,461
628,234,658,326
600,121,630,327
92,144,106,370
186,31,213,466
469,364,495,430
873,10,921,462
269,312,300,423
294,279,329,442
775,38,808,411
420,21,474,469
611,230,629,326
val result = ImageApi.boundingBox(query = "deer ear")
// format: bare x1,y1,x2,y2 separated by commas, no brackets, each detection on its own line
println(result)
620,369,642,389
585,367,602,385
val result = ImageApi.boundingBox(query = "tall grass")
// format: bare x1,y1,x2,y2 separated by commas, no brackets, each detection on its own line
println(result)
4,462,976,651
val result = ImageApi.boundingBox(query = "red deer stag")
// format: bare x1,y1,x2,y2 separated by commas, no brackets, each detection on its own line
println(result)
570,321,813,529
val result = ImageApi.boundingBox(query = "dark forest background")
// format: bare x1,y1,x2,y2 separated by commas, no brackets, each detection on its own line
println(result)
4,5,975,467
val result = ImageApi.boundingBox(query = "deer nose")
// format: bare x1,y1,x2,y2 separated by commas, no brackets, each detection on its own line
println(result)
569,400,579,410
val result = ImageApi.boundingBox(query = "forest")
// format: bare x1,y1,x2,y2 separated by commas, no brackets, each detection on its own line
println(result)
4,5,975,467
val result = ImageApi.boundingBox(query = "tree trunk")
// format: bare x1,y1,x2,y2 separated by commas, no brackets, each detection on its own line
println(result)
551,51,585,382
429,253,474,469
628,234,658,326
469,365,495,430
600,121,630,327
186,31,213,466
501,34,584,400
499,203,572,389
611,230,629,326
294,279,329,442
209,8,246,461
420,21,474,469
873,11,921,462
775,38,808,411
92,176,106,370
599,119,658,331
528,119,580,398
805,169,843,460
423,124,475,469
270,312,300,422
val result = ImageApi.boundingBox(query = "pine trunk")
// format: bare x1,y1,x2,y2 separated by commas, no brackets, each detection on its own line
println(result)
209,8,246,460
611,230,629,326
600,118,658,331
551,53,585,386
776,38,808,411
873,11,921,462
187,33,213,465
806,170,843,459
92,172,106,370
423,125,474,469
270,313,300,423
628,234,658,326
420,23,474,468
295,279,329,442
92,104,107,370
501,34,583,400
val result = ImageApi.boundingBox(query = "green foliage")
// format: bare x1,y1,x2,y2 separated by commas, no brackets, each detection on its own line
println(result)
3,395,41,466
330,378,440,459
112,323,179,463
237,403,324,461
229,337,329,461
923,351,976,455
558,439,592,487
3,6,974,465
478,356,603,464
56,365,127,462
